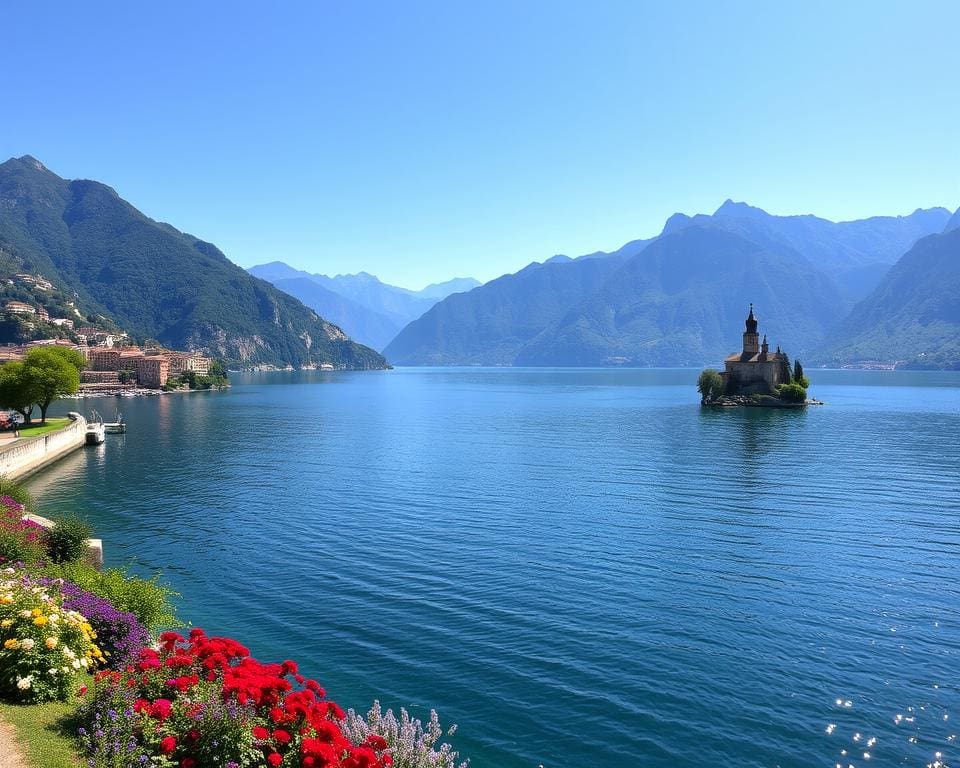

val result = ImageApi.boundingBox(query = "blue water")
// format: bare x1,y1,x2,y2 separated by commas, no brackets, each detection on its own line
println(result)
30,369,960,768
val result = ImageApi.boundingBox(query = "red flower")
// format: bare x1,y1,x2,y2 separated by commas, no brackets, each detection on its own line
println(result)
365,735,388,751
150,698,173,722
273,728,292,745
181,759,196,768
252,725,270,741
267,753,283,767
160,736,177,754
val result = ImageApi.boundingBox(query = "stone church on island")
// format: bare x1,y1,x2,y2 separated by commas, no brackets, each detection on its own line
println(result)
720,305,791,395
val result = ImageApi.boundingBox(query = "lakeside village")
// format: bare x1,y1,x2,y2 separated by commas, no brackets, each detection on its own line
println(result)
0,271,226,407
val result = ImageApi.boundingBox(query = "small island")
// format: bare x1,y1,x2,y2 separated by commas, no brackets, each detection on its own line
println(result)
698,304,812,407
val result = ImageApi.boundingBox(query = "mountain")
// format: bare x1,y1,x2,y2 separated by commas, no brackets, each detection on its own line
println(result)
269,276,401,351
665,200,950,300
384,208,879,367
417,277,481,299
382,240,654,366
815,228,960,369
515,225,848,366
0,156,387,369
383,201,954,368
944,206,960,234
248,263,481,348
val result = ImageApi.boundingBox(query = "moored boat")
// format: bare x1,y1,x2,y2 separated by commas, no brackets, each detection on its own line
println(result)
85,411,105,445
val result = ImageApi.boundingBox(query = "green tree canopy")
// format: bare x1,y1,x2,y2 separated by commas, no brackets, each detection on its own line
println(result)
792,359,809,388
697,369,724,402
22,347,82,423
0,361,38,424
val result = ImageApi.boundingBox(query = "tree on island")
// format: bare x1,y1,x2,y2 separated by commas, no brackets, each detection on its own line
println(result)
697,369,724,402
793,359,809,388
21,347,84,423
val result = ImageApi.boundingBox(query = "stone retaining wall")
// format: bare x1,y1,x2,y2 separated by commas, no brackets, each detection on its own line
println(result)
0,418,87,480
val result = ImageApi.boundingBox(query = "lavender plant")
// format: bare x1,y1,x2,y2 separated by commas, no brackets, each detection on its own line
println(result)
343,700,469,768
57,579,150,667
76,681,151,768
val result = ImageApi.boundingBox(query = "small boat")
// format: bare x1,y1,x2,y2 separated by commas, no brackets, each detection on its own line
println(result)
104,414,126,434
85,411,105,445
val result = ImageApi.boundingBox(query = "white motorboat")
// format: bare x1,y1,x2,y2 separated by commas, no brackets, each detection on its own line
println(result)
85,411,105,445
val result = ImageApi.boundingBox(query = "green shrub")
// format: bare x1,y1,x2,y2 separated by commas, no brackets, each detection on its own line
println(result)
46,561,180,631
775,383,808,403
0,478,34,512
42,517,92,564
697,369,724,401
0,527,45,566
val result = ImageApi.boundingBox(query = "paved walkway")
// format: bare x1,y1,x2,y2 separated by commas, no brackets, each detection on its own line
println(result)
0,716,30,768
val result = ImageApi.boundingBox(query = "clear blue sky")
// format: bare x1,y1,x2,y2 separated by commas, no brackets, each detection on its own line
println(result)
3,1,959,289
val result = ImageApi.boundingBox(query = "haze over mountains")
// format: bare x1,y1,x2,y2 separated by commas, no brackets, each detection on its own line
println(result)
0,156,387,369
1,154,955,370
385,201,959,368
818,225,960,367
248,262,479,350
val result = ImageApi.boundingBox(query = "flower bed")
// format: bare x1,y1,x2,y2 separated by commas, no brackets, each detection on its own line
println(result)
0,567,101,703
80,628,392,768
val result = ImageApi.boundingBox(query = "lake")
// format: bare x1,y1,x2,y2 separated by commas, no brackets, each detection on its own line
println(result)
29,368,960,768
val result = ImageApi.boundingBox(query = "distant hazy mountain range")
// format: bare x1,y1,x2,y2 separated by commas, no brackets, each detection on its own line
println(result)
2,153,954,370
0,156,387,369
817,225,960,368
385,201,958,368
248,262,479,350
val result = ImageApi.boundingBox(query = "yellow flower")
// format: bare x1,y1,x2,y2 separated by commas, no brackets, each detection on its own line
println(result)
30,608,42,618
0,595,13,604
3,638,19,650
33,616,49,626
0,619,12,628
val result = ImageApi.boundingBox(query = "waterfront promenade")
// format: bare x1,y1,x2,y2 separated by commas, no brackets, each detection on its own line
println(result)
0,418,87,481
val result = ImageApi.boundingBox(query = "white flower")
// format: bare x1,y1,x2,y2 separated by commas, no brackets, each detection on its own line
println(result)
48,667,58,675
2,567,15,574
19,638,35,651
19,610,32,618
62,647,76,659
71,659,81,669
80,657,89,668
16,675,33,690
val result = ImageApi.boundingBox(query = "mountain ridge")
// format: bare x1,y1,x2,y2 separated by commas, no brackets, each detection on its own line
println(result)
0,156,387,369
384,201,953,368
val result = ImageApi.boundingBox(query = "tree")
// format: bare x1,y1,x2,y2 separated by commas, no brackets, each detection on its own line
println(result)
697,369,724,402
780,352,792,384
793,359,809,388
775,382,808,403
22,347,82,423
0,362,38,424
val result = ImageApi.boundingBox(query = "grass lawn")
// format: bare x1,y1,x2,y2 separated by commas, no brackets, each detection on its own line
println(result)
17,418,71,439
0,699,82,767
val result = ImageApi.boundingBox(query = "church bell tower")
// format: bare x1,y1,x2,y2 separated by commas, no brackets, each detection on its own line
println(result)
742,304,759,357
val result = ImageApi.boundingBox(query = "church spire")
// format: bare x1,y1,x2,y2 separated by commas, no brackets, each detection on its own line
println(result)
742,303,760,357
